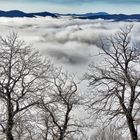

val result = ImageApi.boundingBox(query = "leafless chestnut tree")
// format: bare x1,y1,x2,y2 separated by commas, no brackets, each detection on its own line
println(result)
85,25,140,140
0,33,51,140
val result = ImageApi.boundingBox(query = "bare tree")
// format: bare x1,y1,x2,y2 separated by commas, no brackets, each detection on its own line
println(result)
38,69,83,140
0,33,51,140
85,25,140,140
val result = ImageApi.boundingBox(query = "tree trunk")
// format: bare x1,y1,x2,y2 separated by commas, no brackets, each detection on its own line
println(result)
6,118,14,140
6,99,14,140
126,116,138,140
58,131,64,140
6,129,14,140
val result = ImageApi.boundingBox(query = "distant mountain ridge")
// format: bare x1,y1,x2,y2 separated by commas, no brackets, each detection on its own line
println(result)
78,14,140,21
0,10,140,21
0,10,57,17
55,12,109,17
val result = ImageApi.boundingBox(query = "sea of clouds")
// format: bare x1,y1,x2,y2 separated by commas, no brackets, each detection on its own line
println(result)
0,17,140,138
0,16,140,75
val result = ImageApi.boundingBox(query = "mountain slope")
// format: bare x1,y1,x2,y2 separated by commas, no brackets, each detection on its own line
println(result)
0,10,140,21
0,10,57,17
77,14,140,21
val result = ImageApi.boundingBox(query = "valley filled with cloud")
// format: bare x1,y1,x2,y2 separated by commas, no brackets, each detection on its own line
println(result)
0,16,140,139
0,17,139,75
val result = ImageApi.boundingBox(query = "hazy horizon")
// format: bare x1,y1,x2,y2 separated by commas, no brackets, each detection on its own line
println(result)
1,10,140,15
0,0,140,14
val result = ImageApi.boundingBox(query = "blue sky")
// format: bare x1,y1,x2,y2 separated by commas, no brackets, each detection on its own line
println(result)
0,0,140,14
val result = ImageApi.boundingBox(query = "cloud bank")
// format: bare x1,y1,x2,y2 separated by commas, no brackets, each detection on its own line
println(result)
0,17,140,74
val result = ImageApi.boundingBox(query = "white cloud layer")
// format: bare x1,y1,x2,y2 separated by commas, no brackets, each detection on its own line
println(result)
1,16,140,138
0,17,140,75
